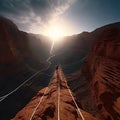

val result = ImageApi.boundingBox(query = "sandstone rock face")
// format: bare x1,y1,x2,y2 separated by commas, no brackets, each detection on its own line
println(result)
12,68,98,120
81,23,120,120
0,16,48,73
0,16,51,120
0,16,120,120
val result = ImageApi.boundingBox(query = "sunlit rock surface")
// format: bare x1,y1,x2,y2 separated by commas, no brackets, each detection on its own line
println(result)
12,68,98,120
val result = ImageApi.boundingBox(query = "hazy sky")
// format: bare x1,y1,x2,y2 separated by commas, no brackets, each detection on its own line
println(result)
0,0,120,35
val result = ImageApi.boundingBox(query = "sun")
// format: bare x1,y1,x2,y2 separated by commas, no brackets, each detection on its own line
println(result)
43,19,79,42
46,25,64,42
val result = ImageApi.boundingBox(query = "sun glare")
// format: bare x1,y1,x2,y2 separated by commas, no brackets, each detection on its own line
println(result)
46,25,64,42
42,19,80,43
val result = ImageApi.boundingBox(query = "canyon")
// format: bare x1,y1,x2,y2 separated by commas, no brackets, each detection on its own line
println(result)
0,16,119,120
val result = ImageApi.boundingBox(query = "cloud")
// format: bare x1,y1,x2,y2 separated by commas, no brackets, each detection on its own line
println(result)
0,0,76,33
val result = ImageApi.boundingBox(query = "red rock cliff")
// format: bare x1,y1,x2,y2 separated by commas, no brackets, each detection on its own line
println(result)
0,16,50,120
81,22,120,120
